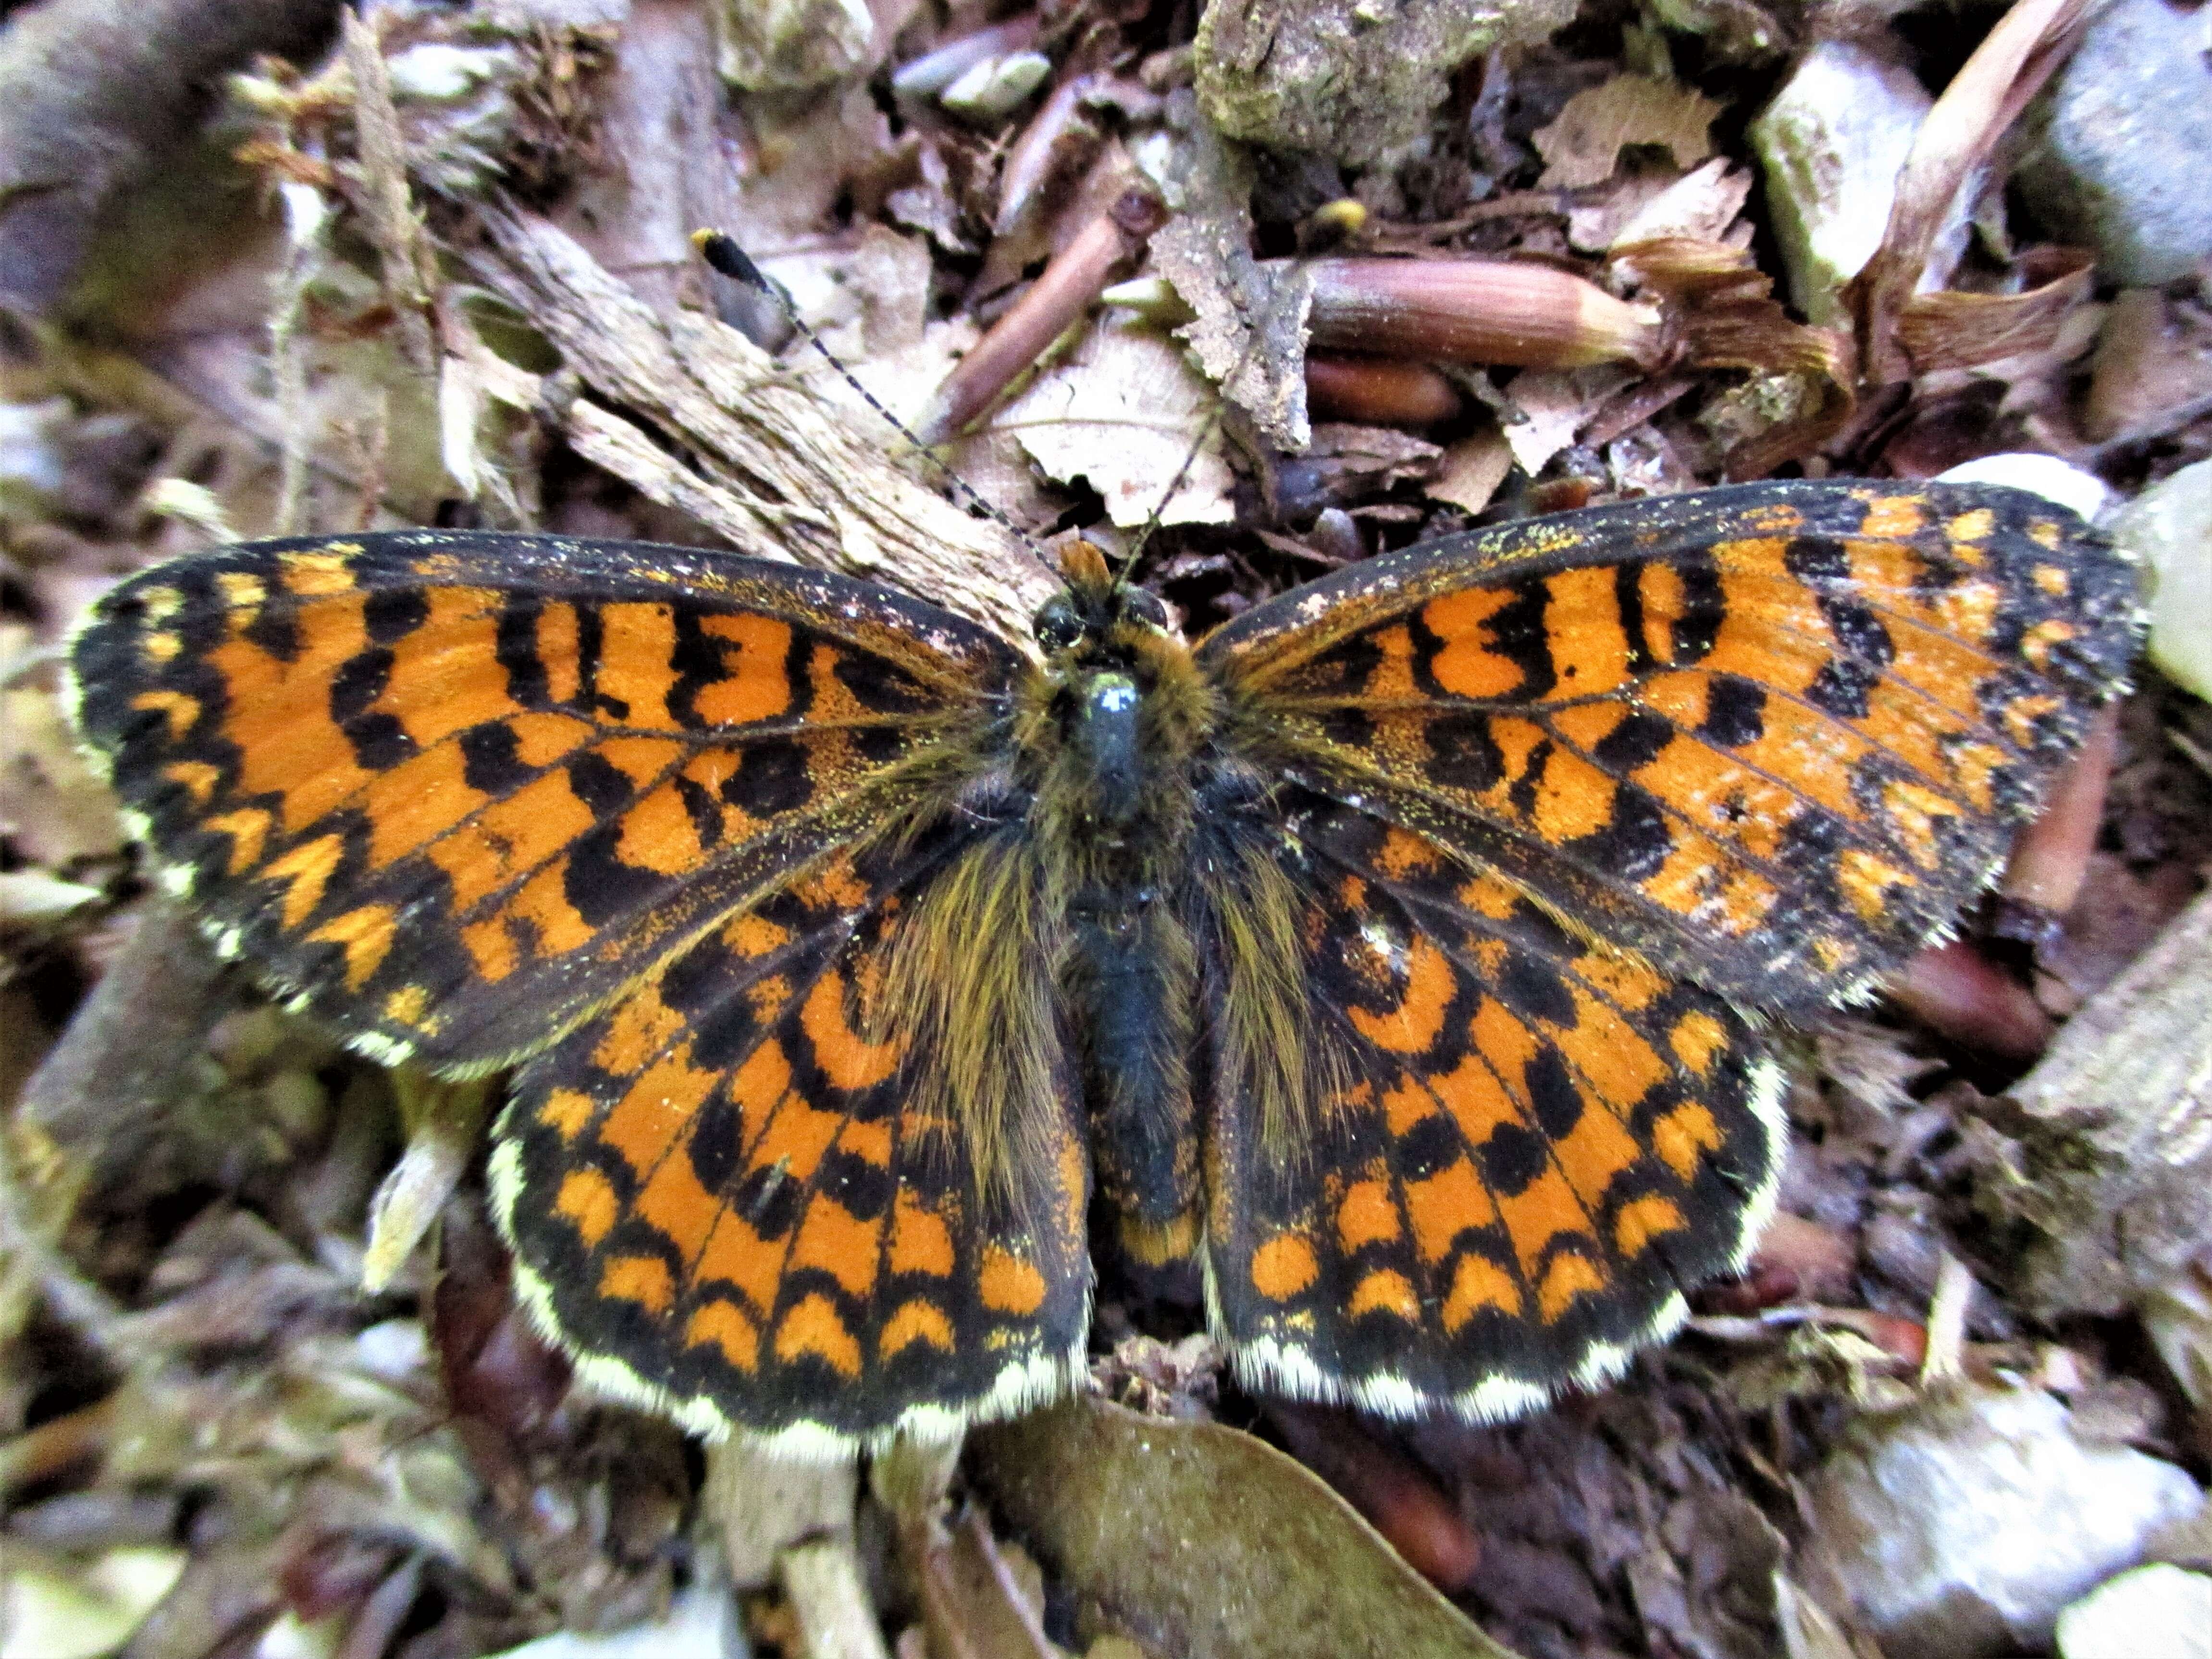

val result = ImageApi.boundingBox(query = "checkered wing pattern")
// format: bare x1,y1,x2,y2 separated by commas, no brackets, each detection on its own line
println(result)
1195,480,2137,1413
493,837,1091,1453
69,532,1018,1069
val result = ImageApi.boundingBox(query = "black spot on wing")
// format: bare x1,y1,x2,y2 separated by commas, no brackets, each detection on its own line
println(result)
1663,556,1725,664
1590,709,1674,773
687,1095,743,1194
1700,676,1767,747
1524,1046,1584,1141
364,586,429,645
1479,1119,1547,1196
721,738,813,816
495,595,551,708
1562,781,1673,881
564,750,638,816
1427,713,1506,792
458,721,535,795
565,821,666,926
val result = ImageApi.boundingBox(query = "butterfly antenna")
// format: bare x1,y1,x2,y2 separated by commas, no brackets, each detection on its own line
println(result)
1109,266,1286,590
1112,393,1229,588
692,229,1059,579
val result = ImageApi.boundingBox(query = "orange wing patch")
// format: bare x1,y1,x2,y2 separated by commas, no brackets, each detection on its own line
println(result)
1204,800,1787,1419
1202,479,2142,1015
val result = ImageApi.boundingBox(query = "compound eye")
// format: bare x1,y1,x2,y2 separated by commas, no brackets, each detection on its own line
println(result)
1033,596,1085,652
1121,587,1170,629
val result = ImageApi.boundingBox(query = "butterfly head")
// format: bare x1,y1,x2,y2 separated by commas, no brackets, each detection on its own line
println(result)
1030,539,1175,665
1023,539,1211,840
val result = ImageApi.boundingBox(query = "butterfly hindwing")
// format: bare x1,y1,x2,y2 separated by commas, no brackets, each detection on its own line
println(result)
1202,796,1784,1417
69,532,1020,1069
492,837,1092,1453
1198,480,2141,1015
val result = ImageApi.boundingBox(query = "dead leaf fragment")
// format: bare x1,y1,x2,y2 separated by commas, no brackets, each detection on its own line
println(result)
1533,75,1722,190
996,316,1234,528
967,1395,1523,1659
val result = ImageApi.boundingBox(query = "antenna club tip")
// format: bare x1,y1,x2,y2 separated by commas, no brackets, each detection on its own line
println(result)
692,227,764,289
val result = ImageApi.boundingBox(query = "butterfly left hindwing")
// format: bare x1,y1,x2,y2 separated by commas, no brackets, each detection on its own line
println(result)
494,836,1091,1453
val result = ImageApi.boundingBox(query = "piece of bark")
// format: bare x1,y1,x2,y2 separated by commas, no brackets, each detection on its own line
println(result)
466,207,1054,638
1992,884,2212,1319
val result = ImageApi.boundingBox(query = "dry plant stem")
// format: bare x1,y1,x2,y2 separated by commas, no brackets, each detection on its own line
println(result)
467,208,1052,636
1890,940,2055,1058
1298,258,1664,370
2000,700,2119,915
1847,0,2094,384
1612,238,1854,477
341,9,436,376
0,1395,118,1495
1305,354,1463,426
781,1534,894,1659
272,187,325,535
359,1074,495,1293
915,1511,1059,1659
707,1438,859,1590
995,72,1103,237
915,186,1169,445
1918,1251,1975,1383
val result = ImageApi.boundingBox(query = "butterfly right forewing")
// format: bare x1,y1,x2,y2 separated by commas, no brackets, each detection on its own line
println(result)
1198,480,2141,1017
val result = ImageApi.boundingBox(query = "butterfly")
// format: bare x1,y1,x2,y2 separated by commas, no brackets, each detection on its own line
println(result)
68,478,2138,1455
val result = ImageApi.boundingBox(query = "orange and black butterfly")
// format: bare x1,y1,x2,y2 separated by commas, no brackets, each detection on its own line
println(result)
69,479,2138,1454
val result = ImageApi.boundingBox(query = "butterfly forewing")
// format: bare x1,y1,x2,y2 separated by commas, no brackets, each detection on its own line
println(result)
1198,481,2142,1015
70,532,1020,1069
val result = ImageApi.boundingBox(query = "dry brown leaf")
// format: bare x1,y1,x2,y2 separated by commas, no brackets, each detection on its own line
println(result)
968,1395,1523,1658
1845,0,2096,384
996,315,1235,528
1532,75,1723,190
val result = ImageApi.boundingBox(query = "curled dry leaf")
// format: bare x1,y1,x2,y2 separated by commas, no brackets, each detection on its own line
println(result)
994,313,1235,528
1611,236,1853,476
967,1395,1523,1659
1894,248,2095,377
1845,0,2097,385
360,1073,495,1293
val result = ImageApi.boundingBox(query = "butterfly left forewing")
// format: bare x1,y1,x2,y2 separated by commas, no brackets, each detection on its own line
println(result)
70,531,1019,1069
1201,794,1784,1417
